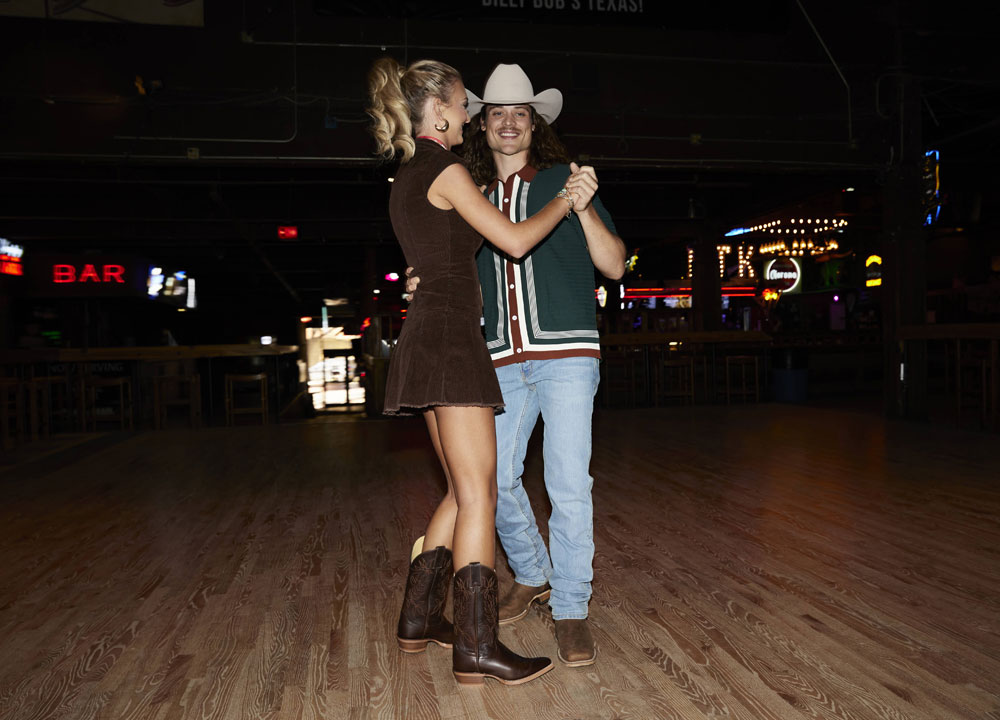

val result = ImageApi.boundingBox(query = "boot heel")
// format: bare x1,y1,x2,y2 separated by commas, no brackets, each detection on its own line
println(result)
397,637,429,653
453,672,485,685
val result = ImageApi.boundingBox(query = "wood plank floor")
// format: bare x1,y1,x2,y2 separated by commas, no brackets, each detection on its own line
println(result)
1,405,998,720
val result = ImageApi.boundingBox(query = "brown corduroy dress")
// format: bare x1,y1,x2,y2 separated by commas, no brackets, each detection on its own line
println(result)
382,139,504,415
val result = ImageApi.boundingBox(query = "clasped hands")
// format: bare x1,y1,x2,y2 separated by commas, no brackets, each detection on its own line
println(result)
563,161,598,214
403,163,599,300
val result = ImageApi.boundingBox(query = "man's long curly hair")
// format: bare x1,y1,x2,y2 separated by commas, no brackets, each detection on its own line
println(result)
461,106,571,186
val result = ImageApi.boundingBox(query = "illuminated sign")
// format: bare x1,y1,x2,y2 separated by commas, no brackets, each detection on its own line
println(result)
29,255,146,297
53,263,126,284
147,266,197,308
764,257,801,293
622,286,758,300
865,254,882,287
923,150,941,226
1,237,24,276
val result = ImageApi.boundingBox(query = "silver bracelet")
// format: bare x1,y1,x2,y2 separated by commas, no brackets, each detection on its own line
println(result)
556,187,574,217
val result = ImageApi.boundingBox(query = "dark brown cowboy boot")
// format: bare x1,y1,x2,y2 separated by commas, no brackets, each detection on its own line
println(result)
452,563,553,686
396,545,454,652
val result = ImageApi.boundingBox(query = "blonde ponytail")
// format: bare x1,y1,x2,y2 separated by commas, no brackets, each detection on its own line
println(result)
367,57,462,163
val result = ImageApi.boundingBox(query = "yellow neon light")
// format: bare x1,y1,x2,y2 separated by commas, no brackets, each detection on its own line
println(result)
866,254,882,267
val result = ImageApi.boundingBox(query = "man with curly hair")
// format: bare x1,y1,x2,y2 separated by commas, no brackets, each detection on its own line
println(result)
405,63,623,666
465,63,625,667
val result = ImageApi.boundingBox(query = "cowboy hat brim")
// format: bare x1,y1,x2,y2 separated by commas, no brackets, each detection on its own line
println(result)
466,87,563,125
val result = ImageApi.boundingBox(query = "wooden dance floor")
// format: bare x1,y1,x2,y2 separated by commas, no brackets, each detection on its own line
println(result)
1,405,999,720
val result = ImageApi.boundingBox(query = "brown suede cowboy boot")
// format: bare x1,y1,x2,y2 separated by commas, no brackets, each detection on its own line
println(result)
396,545,454,652
452,562,553,685
498,581,551,625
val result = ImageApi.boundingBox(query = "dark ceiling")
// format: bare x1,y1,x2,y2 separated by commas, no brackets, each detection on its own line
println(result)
1,0,998,337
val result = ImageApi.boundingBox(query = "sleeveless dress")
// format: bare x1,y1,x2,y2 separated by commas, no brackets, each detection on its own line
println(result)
382,139,504,415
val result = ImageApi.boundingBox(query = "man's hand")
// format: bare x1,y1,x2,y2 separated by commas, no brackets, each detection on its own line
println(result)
402,266,420,302
565,162,598,214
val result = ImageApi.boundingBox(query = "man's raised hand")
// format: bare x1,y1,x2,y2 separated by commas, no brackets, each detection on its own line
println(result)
566,162,598,214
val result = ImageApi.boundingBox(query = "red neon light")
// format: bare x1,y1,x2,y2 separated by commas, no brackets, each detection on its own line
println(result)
624,288,760,299
53,264,75,283
78,264,100,282
360,316,371,331
277,225,298,240
0,258,23,276
624,286,755,293
51,263,127,284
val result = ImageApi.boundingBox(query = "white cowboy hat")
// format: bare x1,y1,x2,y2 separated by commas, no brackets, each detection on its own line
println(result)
466,63,563,124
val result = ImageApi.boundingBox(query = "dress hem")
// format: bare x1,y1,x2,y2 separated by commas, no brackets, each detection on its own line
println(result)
383,401,504,416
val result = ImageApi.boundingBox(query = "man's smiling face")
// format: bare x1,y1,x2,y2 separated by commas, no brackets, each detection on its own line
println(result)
483,104,534,157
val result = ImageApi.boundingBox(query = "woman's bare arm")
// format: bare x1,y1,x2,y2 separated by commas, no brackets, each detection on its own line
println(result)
428,163,589,259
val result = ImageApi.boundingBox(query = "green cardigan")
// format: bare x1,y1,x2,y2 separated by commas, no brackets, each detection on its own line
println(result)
476,163,617,367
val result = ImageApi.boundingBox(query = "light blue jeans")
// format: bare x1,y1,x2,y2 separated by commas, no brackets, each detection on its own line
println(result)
494,357,601,620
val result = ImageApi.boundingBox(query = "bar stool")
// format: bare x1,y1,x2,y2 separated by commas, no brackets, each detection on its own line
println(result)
655,354,695,406
24,376,56,441
225,373,268,425
1,378,25,450
601,347,646,408
153,374,202,430
956,342,991,427
725,355,759,404
84,377,134,431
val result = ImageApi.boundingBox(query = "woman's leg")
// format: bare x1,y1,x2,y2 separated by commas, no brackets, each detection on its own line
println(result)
430,405,497,569
417,405,551,684
421,410,458,550
435,408,552,684
396,409,465,653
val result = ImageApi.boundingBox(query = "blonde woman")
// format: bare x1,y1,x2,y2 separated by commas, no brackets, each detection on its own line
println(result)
367,57,595,686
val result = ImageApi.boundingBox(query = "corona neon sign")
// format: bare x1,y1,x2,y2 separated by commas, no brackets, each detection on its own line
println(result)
764,257,802,293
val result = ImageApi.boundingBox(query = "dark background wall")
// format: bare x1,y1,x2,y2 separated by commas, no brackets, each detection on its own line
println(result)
1,0,997,344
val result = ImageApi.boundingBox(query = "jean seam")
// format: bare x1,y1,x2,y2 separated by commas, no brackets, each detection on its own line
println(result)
534,358,597,618
501,369,547,582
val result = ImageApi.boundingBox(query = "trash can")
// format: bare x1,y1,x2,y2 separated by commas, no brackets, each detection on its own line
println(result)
771,348,808,403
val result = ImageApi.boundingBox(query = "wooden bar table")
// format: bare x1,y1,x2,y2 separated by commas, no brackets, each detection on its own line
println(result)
0,344,299,430
898,323,1000,429
599,331,772,404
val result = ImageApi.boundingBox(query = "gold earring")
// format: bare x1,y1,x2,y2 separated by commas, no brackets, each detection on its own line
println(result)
434,119,449,132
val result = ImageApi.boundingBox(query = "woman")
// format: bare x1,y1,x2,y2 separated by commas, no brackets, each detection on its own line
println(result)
367,57,593,686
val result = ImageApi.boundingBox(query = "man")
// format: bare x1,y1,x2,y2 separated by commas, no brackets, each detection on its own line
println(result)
407,63,625,666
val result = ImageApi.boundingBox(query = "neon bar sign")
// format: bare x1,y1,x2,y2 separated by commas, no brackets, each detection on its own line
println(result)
52,263,126,284
1,237,24,276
